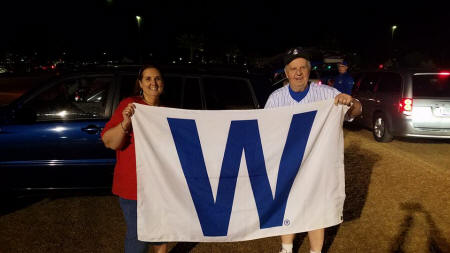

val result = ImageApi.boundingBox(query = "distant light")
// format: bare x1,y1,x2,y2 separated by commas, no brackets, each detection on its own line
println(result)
179,57,182,61
51,65,55,69
136,16,141,21
392,25,397,30
57,111,68,118
379,64,384,69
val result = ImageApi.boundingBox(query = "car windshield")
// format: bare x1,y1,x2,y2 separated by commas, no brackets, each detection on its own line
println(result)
413,74,450,97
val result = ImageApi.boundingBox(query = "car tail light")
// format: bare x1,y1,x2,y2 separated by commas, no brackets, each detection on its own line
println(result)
399,98,413,115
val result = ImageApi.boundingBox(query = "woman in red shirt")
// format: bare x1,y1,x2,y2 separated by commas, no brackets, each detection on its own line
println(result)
101,65,167,253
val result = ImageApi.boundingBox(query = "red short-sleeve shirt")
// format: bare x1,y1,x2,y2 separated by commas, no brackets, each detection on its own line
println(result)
101,96,147,200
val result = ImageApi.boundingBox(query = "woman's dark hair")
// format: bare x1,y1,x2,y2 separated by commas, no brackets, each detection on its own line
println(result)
133,64,162,95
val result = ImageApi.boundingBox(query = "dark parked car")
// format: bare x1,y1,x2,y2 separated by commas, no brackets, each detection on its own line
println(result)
352,68,450,142
0,65,274,196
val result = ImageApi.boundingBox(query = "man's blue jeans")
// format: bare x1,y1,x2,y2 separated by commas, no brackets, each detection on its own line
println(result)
119,197,165,253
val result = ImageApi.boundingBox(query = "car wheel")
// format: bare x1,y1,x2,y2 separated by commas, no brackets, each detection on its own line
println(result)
372,113,393,142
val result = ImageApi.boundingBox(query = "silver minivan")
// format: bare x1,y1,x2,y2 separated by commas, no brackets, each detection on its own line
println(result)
352,69,450,142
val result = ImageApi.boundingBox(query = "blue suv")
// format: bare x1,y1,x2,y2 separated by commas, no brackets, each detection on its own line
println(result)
0,65,273,196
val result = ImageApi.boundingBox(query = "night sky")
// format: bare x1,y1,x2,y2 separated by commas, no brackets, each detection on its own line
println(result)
2,1,450,66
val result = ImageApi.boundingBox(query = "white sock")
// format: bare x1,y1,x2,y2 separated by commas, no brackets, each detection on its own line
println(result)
310,250,321,253
281,243,293,253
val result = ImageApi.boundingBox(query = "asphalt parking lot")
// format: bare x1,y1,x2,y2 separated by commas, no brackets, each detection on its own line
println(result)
1,128,449,253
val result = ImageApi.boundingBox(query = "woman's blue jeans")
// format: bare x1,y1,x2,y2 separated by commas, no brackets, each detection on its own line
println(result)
119,197,165,253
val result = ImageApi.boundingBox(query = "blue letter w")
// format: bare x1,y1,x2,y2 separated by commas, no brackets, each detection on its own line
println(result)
167,111,316,236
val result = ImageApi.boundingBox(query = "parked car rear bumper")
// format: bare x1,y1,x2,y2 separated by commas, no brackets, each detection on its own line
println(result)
392,117,450,138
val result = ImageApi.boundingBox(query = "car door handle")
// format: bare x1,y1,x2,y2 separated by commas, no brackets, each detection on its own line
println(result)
81,125,101,134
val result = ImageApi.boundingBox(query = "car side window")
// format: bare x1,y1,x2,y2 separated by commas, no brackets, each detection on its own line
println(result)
376,72,402,93
352,73,363,85
25,76,113,121
358,72,380,92
161,76,183,108
182,78,202,109
351,72,363,93
202,77,255,110
119,76,138,100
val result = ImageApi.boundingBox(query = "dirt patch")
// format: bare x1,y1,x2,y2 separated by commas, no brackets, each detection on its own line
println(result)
1,129,449,252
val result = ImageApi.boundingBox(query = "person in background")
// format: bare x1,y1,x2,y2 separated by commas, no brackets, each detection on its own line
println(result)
265,47,361,253
333,61,354,95
101,65,168,253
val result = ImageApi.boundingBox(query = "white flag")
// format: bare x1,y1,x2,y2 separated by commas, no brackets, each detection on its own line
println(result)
132,99,347,242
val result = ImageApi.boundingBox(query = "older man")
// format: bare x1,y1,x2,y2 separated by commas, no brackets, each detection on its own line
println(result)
265,47,361,253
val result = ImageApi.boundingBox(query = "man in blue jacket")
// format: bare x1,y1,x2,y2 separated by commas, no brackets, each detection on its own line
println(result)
333,61,354,95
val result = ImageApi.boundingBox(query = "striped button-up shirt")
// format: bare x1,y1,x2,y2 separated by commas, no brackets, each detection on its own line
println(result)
265,82,340,108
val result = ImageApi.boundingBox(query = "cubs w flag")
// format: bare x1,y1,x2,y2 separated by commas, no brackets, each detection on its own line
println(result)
132,99,348,242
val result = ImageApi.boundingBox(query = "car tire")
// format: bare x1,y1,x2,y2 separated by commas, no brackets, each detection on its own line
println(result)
372,113,393,142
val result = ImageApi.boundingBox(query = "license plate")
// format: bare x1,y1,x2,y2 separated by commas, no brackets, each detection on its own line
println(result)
438,107,450,116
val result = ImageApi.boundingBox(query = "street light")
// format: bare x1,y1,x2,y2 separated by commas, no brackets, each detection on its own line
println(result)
136,16,142,63
136,16,142,31
391,25,398,40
